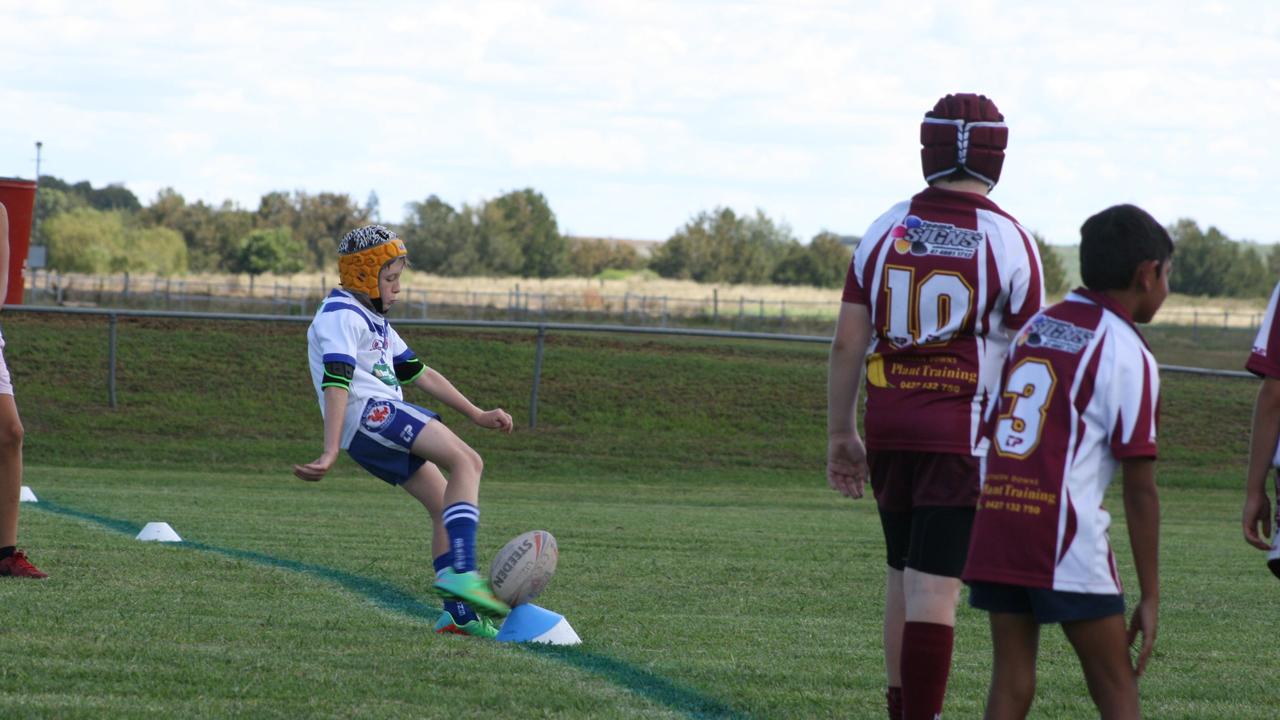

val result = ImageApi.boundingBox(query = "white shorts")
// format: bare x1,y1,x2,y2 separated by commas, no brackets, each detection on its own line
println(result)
0,330,11,396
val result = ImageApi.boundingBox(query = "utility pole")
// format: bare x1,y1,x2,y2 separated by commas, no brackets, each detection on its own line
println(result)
31,141,42,243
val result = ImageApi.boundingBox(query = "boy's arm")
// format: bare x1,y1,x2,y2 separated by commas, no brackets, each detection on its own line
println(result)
1122,457,1160,676
1243,378,1280,550
293,386,348,481
826,301,872,499
412,367,512,433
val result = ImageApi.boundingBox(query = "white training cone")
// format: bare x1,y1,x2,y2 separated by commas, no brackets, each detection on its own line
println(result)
495,603,581,646
19,486,37,503
136,522,183,542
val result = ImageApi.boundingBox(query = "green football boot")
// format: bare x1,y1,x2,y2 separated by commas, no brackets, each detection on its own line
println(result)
434,609,500,639
432,569,511,618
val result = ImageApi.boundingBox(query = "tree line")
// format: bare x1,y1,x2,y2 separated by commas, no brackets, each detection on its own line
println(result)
26,175,1273,296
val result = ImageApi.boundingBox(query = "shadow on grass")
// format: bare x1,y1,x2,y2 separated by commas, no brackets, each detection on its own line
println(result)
31,497,748,720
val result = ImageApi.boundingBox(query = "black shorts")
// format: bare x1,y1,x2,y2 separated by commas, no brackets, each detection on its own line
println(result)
877,505,975,576
870,450,980,576
968,581,1125,624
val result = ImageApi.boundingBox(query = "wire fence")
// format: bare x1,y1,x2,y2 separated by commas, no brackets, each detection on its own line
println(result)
19,269,1273,339
3,306,1257,428
21,269,844,335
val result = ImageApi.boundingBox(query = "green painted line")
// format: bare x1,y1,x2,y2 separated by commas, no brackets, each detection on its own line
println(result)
30,498,748,720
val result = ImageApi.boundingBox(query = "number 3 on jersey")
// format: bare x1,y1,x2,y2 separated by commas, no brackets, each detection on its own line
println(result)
883,266,974,347
994,358,1057,458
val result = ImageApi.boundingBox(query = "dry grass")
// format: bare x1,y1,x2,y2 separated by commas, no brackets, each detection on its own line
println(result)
29,269,1270,326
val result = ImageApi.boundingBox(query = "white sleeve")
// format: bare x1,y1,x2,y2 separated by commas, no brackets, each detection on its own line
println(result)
314,310,363,367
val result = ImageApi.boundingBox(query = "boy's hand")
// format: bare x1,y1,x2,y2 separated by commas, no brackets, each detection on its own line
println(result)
293,450,339,482
827,434,868,499
1242,491,1274,550
1127,595,1159,677
473,408,514,434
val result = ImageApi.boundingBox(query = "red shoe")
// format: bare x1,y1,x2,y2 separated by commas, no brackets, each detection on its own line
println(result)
0,550,48,579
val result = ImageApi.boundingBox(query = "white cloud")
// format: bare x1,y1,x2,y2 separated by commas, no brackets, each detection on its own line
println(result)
1,0,1278,245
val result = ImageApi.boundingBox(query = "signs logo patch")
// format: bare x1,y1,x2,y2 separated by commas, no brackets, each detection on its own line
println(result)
891,215,981,259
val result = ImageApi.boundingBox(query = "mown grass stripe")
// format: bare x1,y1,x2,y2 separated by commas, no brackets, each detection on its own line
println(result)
29,497,748,720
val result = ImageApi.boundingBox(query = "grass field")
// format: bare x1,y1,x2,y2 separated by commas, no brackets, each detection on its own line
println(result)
2,313,1278,718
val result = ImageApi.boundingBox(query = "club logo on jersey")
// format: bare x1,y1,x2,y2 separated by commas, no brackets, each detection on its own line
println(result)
361,400,397,432
1017,316,1094,354
890,215,981,260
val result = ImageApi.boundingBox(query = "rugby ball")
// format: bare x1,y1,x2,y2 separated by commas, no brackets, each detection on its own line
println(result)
489,530,558,606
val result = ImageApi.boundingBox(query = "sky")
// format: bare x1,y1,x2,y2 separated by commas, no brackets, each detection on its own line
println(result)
2,0,1277,246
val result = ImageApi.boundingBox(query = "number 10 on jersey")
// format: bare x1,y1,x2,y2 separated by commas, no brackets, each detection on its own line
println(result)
883,265,974,347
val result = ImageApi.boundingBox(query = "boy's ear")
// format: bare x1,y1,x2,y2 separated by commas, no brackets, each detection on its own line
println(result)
1131,259,1158,292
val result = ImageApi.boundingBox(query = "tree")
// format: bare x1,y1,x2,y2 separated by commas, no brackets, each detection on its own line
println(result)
489,188,567,278
651,208,794,284
1169,219,1244,297
44,207,186,274
770,231,852,288
32,186,87,246
1226,245,1271,298
366,191,381,223
568,238,644,277
230,228,305,291
1032,232,1068,296
400,196,485,276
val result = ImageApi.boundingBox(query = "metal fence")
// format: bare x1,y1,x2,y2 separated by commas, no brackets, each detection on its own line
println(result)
22,269,842,335
3,306,1257,430
21,269,1273,337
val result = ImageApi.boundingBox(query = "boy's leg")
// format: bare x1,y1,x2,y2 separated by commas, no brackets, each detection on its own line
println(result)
412,421,509,618
901,567,963,720
1060,614,1139,719
884,567,905,719
400,461,449,558
0,394,24,548
411,421,483,507
984,612,1039,720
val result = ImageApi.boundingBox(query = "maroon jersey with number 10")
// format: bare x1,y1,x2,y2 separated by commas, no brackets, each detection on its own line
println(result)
843,186,1044,457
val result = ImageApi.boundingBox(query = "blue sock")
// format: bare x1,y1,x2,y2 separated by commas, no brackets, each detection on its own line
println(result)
434,552,478,623
442,502,479,573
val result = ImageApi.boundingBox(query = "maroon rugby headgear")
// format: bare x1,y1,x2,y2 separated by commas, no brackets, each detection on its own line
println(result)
920,93,1008,188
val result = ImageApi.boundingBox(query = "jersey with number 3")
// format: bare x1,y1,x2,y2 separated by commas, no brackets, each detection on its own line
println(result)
962,290,1160,594
843,186,1044,456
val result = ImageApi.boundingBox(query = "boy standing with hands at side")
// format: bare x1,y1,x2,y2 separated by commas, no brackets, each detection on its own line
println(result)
294,224,513,637
963,204,1172,719
1242,280,1280,578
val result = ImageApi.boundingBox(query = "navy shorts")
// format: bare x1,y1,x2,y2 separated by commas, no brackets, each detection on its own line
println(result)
968,581,1125,624
347,398,440,486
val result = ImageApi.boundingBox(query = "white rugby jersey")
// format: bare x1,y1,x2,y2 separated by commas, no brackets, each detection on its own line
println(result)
842,186,1044,456
963,289,1160,594
307,289,419,448
1247,281,1280,466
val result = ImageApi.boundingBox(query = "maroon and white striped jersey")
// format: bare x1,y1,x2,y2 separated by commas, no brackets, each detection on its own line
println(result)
1247,282,1280,466
963,290,1160,594
843,186,1043,456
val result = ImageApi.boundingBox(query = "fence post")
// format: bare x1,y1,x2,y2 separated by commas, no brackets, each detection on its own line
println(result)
713,289,719,321
529,325,547,430
123,271,130,298
108,313,118,409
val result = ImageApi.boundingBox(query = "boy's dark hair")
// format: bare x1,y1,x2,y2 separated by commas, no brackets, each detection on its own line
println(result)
1079,204,1174,291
